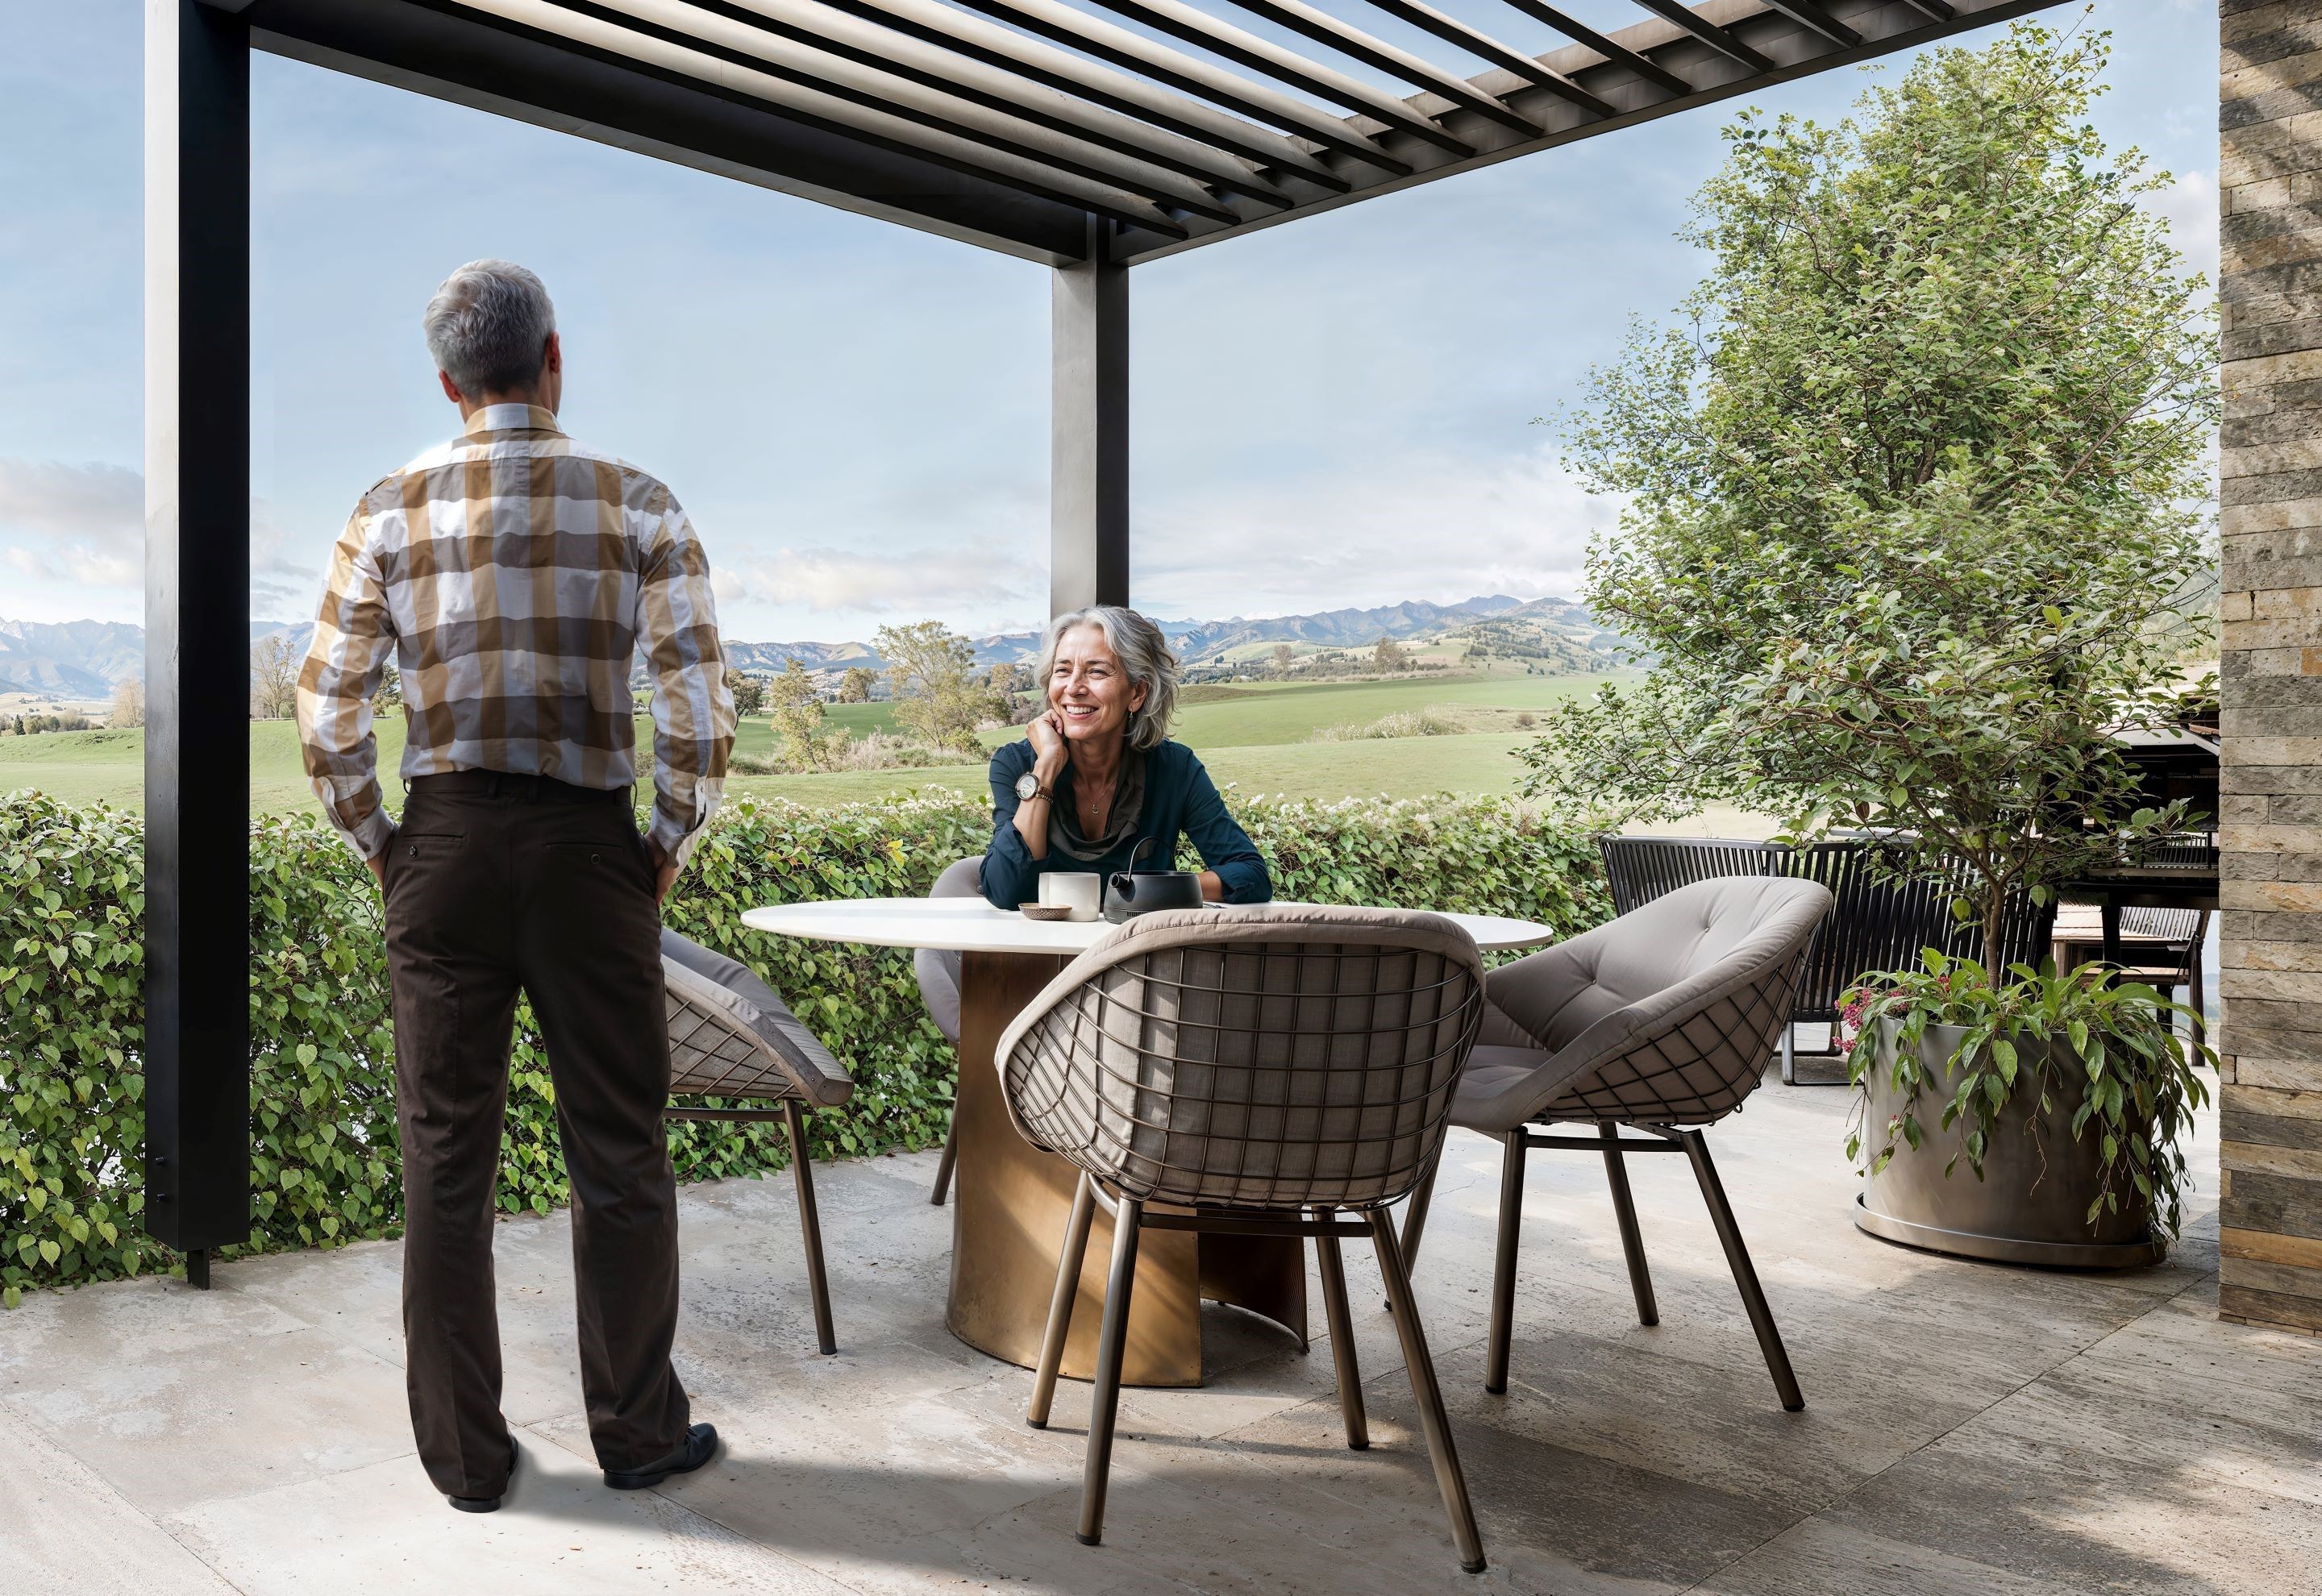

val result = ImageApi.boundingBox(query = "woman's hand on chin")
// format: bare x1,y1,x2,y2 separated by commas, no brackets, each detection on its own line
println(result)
1026,709,1068,776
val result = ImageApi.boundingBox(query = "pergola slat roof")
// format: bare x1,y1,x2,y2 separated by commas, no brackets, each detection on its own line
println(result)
243,0,2060,265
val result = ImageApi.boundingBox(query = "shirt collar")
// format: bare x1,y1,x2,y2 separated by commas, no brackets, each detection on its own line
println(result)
463,403,562,438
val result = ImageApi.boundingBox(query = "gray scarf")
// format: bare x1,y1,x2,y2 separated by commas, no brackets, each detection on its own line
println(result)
1049,750,1146,863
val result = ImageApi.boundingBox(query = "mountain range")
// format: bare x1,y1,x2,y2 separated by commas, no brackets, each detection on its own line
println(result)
0,595,1622,700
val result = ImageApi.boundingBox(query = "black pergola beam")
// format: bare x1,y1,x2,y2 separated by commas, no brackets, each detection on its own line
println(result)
243,0,1102,264
1051,221,1129,615
146,0,255,1287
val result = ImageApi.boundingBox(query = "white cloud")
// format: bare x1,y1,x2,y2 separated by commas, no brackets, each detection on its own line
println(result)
1133,445,1617,620
730,543,1042,617
2147,169,2218,284
0,457,144,596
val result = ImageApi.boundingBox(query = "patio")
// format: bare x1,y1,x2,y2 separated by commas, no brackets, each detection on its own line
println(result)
10,1067,2315,1595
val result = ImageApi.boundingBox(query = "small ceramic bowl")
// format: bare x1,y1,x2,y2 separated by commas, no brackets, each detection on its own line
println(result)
1019,904,1078,922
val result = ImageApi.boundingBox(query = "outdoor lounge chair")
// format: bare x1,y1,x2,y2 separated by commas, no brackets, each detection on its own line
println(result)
661,929,854,1356
913,855,983,1204
999,904,1490,1573
1402,876,1832,1411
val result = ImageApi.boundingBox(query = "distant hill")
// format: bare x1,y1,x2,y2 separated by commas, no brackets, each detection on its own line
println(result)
0,619,144,699
4,593,1623,700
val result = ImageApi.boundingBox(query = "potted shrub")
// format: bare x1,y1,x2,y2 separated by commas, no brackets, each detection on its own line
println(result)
1509,29,2221,1263
1841,953,2212,1266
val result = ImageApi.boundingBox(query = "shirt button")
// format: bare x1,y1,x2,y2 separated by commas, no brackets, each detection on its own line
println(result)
591,853,602,865
406,846,417,857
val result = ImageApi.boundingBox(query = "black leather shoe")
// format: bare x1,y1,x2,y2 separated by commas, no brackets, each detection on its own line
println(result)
604,1423,718,1490
447,1432,518,1513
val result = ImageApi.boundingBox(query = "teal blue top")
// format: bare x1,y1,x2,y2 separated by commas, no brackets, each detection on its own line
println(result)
982,738,1271,909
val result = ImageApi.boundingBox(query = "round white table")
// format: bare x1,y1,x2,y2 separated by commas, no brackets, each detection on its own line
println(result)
742,896,1554,1386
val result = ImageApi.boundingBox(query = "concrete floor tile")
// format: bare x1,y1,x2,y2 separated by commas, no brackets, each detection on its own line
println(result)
3,1319,417,1516
0,1415,241,1595
162,1428,852,1595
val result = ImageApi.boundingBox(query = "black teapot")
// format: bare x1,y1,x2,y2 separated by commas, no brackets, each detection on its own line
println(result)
1103,870,1204,921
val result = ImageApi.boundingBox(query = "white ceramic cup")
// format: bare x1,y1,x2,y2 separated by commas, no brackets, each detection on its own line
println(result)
1038,872,1103,922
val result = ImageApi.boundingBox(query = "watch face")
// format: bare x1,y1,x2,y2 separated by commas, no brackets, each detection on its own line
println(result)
1015,771,1040,801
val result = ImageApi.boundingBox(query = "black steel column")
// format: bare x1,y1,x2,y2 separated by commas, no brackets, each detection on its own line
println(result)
144,0,252,1286
1051,218,1128,616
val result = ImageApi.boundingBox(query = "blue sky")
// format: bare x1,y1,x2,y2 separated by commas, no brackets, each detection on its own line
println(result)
0,1,2217,643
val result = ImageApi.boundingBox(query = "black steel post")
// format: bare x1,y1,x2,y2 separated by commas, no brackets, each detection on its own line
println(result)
1051,217,1128,616
144,0,252,1283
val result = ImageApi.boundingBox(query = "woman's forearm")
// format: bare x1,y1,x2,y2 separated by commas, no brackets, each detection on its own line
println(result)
1199,869,1224,903
1013,795,1051,861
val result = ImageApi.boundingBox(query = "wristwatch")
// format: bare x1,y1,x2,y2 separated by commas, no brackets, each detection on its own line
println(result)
1014,771,1053,804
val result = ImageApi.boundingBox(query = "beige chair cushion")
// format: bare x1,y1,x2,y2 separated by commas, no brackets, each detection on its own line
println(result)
663,930,854,1108
1451,877,1832,1132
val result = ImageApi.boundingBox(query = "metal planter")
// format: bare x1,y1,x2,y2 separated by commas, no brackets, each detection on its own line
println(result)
1853,1021,2166,1269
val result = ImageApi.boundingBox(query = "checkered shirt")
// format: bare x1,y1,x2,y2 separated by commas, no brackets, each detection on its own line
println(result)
296,403,734,867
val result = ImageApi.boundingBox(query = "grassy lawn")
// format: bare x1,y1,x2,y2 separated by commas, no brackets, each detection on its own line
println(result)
0,670,1643,817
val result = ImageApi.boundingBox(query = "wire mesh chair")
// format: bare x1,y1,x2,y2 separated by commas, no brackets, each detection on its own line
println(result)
1401,877,1833,1411
913,856,984,1206
997,904,1491,1573
662,930,854,1355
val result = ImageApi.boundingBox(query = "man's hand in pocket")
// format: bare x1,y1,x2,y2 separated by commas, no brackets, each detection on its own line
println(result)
648,837,679,906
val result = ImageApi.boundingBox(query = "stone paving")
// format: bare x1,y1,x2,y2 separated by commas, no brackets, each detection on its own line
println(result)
4,1067,2316,1594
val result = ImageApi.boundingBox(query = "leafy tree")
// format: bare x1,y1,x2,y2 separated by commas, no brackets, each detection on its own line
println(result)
1269,642,1296,680
768,658,834,771
1518,23,2217,979
875,621,1005,754
1371,636,1410,673
726,666,768,720
837,665,876,704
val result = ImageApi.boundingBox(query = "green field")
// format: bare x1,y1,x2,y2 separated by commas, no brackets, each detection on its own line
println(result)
0,671,1638,817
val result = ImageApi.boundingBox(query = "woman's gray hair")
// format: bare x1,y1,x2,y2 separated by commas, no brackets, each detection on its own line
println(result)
1039,605,1180,752
422,260,556,398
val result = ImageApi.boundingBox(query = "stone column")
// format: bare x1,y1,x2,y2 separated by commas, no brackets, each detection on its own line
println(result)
2219,0,2322,1332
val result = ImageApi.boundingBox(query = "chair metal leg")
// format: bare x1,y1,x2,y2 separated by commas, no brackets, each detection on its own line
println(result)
784,1101,837,1356
1680,1131,1803,1412
929,1110,959,1207
1599,1124,1658,1328
1368,1210,1486,1575
1399,1148,1441,1276
1077,1195,1143,1547
1030,1172,1098,1429
1485,1129,1527,1396
1313,1217,1368,1450
1780,1024,1795,1085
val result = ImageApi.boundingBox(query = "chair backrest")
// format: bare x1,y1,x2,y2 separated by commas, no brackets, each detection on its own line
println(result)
1787,841,2051,1021
996,904,1485,1212
1487,877,1831,1128
912,856,984,1047
663,930,855,1108
1597,835,1785,916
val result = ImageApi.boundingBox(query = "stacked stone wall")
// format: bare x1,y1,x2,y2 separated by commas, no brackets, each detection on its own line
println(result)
2219,0,2322,1332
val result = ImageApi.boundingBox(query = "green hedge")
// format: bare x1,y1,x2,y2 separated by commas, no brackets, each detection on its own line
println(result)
0,786,1606,1305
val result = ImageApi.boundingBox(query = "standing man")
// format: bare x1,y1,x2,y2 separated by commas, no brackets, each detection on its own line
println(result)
296,260,735,1512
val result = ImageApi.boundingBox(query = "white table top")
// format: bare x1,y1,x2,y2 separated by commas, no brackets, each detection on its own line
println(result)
740,896,1555,955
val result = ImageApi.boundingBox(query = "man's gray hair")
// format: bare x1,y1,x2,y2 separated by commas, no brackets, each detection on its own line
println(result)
1038,605,1180,753
422,260,556,398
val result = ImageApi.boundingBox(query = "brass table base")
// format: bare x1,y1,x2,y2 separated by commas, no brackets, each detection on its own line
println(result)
944,950,1308,1387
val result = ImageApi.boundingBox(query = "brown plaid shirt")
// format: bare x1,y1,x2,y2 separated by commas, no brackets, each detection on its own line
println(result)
296,404,734,866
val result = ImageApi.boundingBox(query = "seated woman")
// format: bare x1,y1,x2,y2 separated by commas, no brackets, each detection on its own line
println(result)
984,605,1271,910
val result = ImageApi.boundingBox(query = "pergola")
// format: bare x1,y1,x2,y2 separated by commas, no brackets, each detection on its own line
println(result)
146,0,2061,1278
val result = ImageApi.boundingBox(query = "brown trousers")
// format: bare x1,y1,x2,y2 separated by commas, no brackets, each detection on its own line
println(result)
381,771,689,1498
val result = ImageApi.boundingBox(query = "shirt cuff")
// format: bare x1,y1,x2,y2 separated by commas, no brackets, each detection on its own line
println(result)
347,804,397,862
